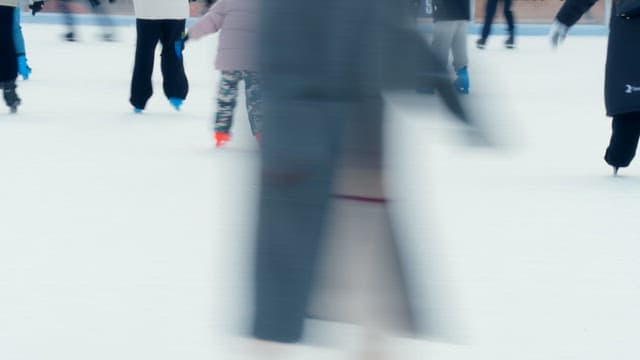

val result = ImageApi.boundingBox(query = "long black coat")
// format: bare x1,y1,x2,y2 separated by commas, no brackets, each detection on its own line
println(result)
557,0,640,116
433,0,471,22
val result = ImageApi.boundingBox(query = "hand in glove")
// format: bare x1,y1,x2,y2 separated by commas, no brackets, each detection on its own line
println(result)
549,20,569,48
88,0,101,7
29,1,45,15
175,32,189,60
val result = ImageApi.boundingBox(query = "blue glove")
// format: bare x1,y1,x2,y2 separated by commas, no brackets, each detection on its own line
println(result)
17,55,32,80
174,33,189,60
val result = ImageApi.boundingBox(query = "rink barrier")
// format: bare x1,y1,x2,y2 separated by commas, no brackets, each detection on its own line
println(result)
20,13,609,36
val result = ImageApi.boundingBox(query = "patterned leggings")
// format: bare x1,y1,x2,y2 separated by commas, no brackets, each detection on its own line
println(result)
215,70,262,135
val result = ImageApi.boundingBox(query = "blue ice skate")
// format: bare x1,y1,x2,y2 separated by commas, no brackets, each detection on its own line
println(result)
454,67,469,94
168,97,183,111
133,107,143,114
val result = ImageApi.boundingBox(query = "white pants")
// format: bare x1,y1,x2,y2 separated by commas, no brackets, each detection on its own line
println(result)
431,20,468,71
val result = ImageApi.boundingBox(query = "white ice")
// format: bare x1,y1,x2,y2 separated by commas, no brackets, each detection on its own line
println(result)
1,23,637,360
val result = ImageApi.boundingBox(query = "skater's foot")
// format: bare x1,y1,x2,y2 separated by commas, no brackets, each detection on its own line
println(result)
454,66,469,94
505,35,515,49
63,32,77,42
101,33,116,42
613,166,619,176
9,100,20,114
133,107,143,114
476,37,487,49
214,131,231,147
168,97,184,111
2,81,21,114
255,132,262,144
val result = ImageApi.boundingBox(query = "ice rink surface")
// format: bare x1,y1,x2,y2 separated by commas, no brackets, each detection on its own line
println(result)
2,23,639,360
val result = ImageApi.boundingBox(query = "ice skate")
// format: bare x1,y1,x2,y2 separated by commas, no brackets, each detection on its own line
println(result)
505,34,515,49
214,131,231,147
101,33,116,42
63,32,77,42
2,81,21,114
476,37,487,49
454,67,469,94
168,97,183,111
613,166,619,176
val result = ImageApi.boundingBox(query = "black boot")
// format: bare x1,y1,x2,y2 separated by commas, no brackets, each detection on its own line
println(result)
505,33,515,49
63,31,77,42
476,37,487,49
2,81,21,113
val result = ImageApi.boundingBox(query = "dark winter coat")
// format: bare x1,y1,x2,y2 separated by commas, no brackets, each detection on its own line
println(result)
433,0,471,22
557,0,640,116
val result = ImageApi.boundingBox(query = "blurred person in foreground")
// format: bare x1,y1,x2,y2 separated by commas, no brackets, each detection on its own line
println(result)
248,0,491,358
57,0,117,42
550,0,640,174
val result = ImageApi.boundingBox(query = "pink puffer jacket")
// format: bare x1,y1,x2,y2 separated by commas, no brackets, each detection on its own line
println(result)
188,0,260,71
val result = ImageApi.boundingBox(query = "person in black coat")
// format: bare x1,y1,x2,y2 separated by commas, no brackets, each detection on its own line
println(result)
550,1,640,174
477,0,516,49
432,0,471,93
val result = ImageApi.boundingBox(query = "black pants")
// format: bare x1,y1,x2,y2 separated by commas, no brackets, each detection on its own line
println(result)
481,0,515,40
129,19,188,110
0,6,18,82
604,112,640,168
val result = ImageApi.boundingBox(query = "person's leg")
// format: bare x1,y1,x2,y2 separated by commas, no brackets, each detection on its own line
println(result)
604,113,640,170
58,0,76,41
159,19,188,106
129,19,160,110
252,99,345,343
430,21,456,69
451,21,468,71
503,0,516,47
451,21,469,93
88,0,116,41
244,71,263,137
0,6,20,111
503,0,515,36
213,70,241,145
479,0,498,43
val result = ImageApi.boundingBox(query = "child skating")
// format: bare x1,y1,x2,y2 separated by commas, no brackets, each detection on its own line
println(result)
179,0,261,147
